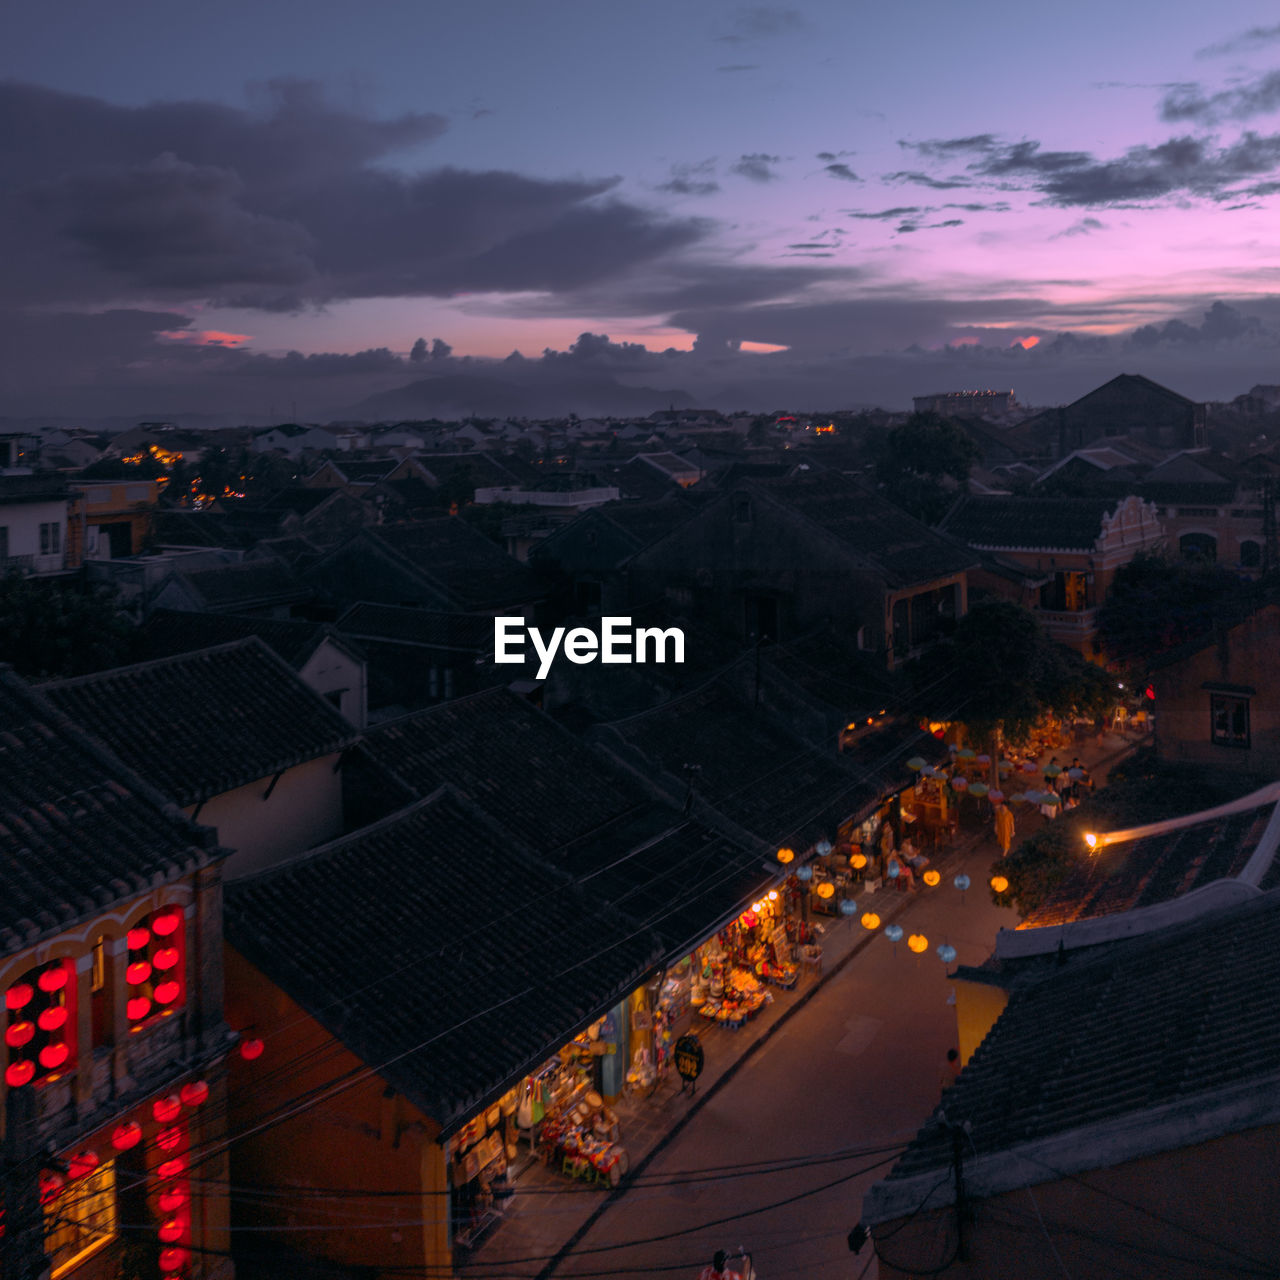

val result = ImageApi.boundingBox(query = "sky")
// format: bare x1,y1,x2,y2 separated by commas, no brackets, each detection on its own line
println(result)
6,0,1280,421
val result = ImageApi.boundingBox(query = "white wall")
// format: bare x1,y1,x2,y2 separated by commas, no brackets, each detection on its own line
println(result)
0,497,67,572
299,640,368,729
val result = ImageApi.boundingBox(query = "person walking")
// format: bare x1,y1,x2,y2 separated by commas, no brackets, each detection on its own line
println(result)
994,801,1015,857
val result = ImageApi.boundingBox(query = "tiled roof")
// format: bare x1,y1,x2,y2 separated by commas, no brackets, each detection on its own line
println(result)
0,474,69,505
335,603,494,651
152,509,291,550
224,790,663,1131
940,495,1118,551
175,557,311,611
888,889,1280,1179
1020,804,1277,929
756,474,977,587
0,668,221,956
41,639,359,807
601,680,879,848
140,608,349,669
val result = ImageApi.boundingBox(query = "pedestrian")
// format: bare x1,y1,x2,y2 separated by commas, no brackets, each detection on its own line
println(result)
700,1250,737,1280
994,802,1015,857
940,1047,961,1091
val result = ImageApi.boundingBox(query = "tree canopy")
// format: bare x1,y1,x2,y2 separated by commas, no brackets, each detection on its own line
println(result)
0,575,136,679
874,412,980,524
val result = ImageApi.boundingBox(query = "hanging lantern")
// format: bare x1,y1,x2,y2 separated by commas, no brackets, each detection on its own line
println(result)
923,870,940,887
126,960,153,986
37,1006,67,1032
776,847,794,864
886,858,900,879
158,1217,188,1244
5,1060,35,1088
159,1185,190,1213
112,1121,143,1151
839,898,858,916
180,1079,209,1108
153,947,180,971
127,996,153,1023
158,1155,186,1180
906,756,927,771
850,852,867,870
152,910,182,937
937,944,957,964
989,789,1005,804
907,934,928,954
968,781,988,798
39,1042,70,1071
1021,760,1038,773
39,1169,66,1199
951,775,969,791
861,912,881,931
127,927,151,951
68,1150,100,1179
816,839,833,857
5,982,34,1011
159,1248,189,1272
239,1036,264,1061
884,924,904,942
957,747,976,761
816,881,835,900
998,759,1015,774
954,874,971,891
157,1126,184,1152
767,889,779,902
991,875,1010,894
154,1094,183,1124
5,1020,35,1048
38,965,68,993
155,980,182,1005
795,865,813,882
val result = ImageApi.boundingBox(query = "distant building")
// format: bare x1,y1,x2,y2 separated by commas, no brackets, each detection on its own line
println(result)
913,390,1018,417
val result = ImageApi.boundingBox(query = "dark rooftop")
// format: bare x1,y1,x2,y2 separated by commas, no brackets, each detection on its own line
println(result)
139,608,352,669
335,602,494,651
173,557,311,611
940,494,1122,551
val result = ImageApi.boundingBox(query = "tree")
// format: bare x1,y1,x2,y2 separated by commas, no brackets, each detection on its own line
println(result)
0,575,136,679
875,412,979,524
409,337,428,363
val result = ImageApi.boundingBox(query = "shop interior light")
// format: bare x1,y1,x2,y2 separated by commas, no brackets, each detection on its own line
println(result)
767,890,778,902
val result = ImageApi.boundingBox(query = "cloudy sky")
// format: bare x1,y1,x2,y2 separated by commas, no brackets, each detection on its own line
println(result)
6,0,1280,420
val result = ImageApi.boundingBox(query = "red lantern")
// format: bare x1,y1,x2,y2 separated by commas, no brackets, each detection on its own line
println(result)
153,947,180,971
111,1121,142,1151
5,982,33,1010
153,1094,182,1124
157,1155,186,1180
39,1170,65,1201
126,961,153,986
5,1020,35,1048
180,1080,209,1108
159,1185,189,1213
158,1216,188,1244
157,1126,184,1152
68,1150,100,1180
38,1042,70,1071
127,927,151,951
5,1060,35,1088
153,910,182,937
154,980,181,1005
38,965,68,993
127,996,152,1023
239,1036,264,1061
159,1248,189,1272
37,1006,67,1032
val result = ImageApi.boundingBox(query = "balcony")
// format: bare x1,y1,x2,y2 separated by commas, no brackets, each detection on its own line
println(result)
1037,607,1100,649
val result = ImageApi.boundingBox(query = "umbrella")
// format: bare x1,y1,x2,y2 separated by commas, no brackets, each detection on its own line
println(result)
988,788,1005,804
906,756,927,771
1067,767,1086,780
947,742,959,753
921,765,941,778
968,781,989,797
1040,792,1061,807
957,746,977,761
998,759,1015,774
1043,763,1062,778
1010,791,1031,804
975,753,992,764
1020,760,1038,773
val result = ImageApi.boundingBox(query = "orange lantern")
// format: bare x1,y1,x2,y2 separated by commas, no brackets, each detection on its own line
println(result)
860,912,881,930
908,934,928,954
776,847,795,864
39,1042,69,1071
127,996,152,1023
816,882,835,900
5,982,34,1010
5,1020,35,1048
37,965,68,993
991,875,1010,894
923,869,941,887
850,852,867,870
127,927,151,951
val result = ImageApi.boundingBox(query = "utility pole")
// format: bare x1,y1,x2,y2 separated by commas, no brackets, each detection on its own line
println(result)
2,1086,52,1280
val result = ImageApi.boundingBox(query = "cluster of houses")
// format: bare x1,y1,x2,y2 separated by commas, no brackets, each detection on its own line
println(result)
3,371,1280,1279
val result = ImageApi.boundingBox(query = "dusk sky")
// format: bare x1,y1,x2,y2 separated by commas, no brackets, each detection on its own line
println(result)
6,1,1280,420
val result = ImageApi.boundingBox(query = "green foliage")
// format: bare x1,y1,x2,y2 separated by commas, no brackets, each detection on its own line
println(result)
874,412,980,524
0,574,136,679
1097,550,1251,675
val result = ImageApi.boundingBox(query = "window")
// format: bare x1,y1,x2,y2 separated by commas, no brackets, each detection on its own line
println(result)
1210,694,1250,748
4,959,76,1087
123,906,186,1029
1240,540,1262,569
39,522,62,555
1180,531,1216,562
44,1158,118,1277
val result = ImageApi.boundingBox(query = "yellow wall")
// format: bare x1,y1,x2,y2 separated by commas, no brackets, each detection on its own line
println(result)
953,978,1009,1066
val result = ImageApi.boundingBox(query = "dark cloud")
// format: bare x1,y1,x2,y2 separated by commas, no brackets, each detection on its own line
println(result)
730,153,783,182
816,150,854,162
1,79,710,309
823,163,861,182
883,170,974,190
715,7,805,43
898,134,999,160
847,205,923,220
786,242,830,249
657,160,720,197
1052,216,1107,239
1160,70,1280,124
1196,23,1280,58
1131,301,1271,347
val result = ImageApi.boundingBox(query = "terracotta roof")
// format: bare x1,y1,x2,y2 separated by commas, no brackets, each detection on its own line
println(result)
224,790,663,1131
140,608,354,669
41,639,359,807
335,602,494,651
0,668,221,956
940,495,1119,551
173,557,311,612
887,888,1280,1180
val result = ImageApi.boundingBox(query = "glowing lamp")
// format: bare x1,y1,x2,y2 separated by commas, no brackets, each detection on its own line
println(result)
885,925,904,942
907,934,928,954
795,865,813,882
112,1122,143,1151
127,927,151,951
954,874,971,891
1085,833,1098,849
991,875,1010,894
5,1020,35,1048
39,1042,70,1070
38,1006,67,1033
153,910,182,937
776,847,794,864
850,852,867,869
37,965,68,993
860,912,881,930
741,910,759,928
923,870,941,887
153,947,180,971
158,1156,186,1180
937,944,958,964
159,1186,190,1213
154,1094,183,1124
126,961,153,986
159,1217,188,1244
5,1060,35,1088
155,980,181,1005
157,1126,184,1152
767,890,778,902
127,997,152,1023
159,1248,189,1272
39,1170,66,1199
816,882,835,899
5,982,34,1010
239,1036,264,1061
839,898,858,916
886,858,900,879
